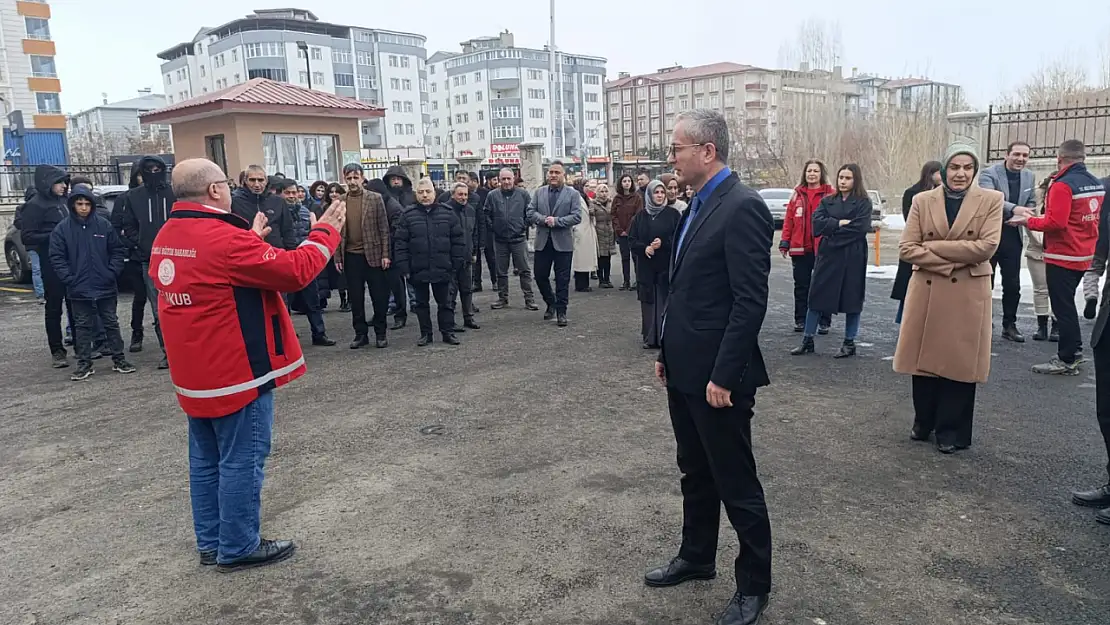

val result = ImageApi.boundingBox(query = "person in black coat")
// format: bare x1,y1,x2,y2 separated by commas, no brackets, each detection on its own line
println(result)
367,177,408,328
791,163,873,358
231,166,295,251
394,178,465,346
891,161,942,323
316,183,349,311
443,181,485,332
111,166,149,352
629,180,681,349
20,164,71,366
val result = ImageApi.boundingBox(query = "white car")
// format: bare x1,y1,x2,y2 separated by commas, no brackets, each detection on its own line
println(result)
758,188,794,228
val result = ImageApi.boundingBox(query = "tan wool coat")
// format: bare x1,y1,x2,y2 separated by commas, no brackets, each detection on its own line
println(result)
893,185,1003,384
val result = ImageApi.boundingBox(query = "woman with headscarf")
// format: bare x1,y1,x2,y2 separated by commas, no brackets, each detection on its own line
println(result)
660,173,687,212
572,187,600,292
790,164,872,358
891,161,943,323
611,173,643,291
629,180,682,349
894,144,1003,454
590,182,616,289
318,182,349,311
779,159,835,333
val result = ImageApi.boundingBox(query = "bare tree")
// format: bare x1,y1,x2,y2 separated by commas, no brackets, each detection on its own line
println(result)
1009,58,1090,105
777,18,844,71
68,129,172,167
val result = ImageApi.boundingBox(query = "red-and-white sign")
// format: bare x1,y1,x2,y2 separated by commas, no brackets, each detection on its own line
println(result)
489,142,520,165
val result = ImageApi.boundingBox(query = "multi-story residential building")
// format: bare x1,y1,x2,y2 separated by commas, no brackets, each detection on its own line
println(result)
0,0,65,132
880,77,963,113
67,89,172,145
426,30,607,168
603,63,780,161
155,8,428,150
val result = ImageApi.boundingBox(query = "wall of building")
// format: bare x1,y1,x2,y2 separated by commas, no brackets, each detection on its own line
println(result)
0,0,64,129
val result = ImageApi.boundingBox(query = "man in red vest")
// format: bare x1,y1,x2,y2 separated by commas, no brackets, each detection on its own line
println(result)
150,158,345,572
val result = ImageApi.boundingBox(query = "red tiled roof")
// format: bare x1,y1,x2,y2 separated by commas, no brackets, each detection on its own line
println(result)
604,62,762,89
140,78,384,122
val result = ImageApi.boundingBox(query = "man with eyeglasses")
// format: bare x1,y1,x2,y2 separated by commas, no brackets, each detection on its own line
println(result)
647,109,773,625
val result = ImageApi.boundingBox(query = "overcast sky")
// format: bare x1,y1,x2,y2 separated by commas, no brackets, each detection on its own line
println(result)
51,0,1110,114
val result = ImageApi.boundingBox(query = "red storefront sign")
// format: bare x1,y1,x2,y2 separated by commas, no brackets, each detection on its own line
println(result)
489,142,520,164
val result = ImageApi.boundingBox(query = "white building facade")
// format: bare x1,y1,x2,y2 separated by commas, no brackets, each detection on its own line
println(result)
67,91,171,144
156,8,428,150
426,32,606,168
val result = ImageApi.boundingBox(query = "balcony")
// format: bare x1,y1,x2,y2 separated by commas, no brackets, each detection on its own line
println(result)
745,101,768,109
745,83,769,91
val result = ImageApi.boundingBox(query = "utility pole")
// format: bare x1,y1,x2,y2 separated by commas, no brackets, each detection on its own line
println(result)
297,41,312,89
548,0,557,161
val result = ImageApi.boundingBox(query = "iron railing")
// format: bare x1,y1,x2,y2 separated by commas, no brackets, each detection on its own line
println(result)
986,99,1110,162
0,163,138,206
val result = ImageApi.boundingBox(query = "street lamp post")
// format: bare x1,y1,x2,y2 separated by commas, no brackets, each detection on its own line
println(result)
296,41,312,89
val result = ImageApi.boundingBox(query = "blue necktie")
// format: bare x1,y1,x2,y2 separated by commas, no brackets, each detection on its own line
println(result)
676,196,700,255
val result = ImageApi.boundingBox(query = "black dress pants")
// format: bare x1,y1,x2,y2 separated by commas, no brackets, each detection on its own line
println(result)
40,250,66,355
667,388,772,596
388,266,408,322
412,280,454,336
1094,340,1110,482
1047,263,1084,364
617,235,632,285
990,232,1023,325
597,256,612,283
449,261,475,324
345,252,390,339
790,253,830,327
533,240,573,314
912,375,977,448
122,261,147,336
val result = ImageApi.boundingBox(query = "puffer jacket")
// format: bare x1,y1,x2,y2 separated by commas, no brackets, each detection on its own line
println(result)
48,189,126,300
394,203,465,283
19,165,70,254
291,201,313,244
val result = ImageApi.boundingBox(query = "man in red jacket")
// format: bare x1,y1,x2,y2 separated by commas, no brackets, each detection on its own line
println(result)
150,158,345,572
1012,140,1105,375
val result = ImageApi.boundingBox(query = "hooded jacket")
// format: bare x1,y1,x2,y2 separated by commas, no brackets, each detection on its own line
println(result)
111,166,145,261
367,177,404,257
19,165,70,254
382,165,416,209
231,185,297,250
118,156,177,261
48,189,126,300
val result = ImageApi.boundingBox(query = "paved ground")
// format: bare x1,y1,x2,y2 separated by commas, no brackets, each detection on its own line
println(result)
2,254,1108,625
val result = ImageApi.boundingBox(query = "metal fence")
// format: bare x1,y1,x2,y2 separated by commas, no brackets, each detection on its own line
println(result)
360,158,400,182
986,99,1110,162
0,163,136,206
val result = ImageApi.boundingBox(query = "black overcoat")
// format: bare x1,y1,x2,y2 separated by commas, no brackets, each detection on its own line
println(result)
808,194,872,314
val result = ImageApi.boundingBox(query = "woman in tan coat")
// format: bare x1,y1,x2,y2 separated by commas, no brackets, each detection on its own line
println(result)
894,143,1003,454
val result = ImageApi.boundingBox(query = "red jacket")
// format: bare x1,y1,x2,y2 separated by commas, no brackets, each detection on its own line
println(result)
1027,162,1105,271
611,191,643,236
779,184,834,256
149,202,340,418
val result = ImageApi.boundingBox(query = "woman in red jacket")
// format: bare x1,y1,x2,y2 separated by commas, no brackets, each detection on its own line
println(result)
779,159,835,332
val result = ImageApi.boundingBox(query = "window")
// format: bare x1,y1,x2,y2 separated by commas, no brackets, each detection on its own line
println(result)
299,71,309,84
694,96,703,108
167,95,173,104
529,108,545,119
333,50,351,64
622,89,631,102
165,74,171,85
213,55,224,68
357,31,373,43
585,111,600,121
476,91,483,102
584,93,598,103
312,47,323,61
474,71,482,82
665,84,675,96
391,78,401,90
401,56,410,68
430,82,436,93
421,79,428,92
454,95,460,106
197,43,203,54
455,113,462,124
176,68,187,81
694,80,705,92
623,104,632,118
460,93,468,104
664,100,675,113
530,127,548,138
710,95,719,108
29,55,56,78
406,123,415,134
724,76,735,90
389,55,399,67
231,49,238,62
527,69,544,80
650,101,659,115
477,111,484,120
35,92,61,114
335,73,355,87
709,78,720,92
583,74,600,85
623,137,632,150
636,87,647,100
234,73,241,84
357,74,377,89
402,79,412,91
493,126,522,139
637,103,646,116
623,121,632,134
404,101,413,113
313,71,325,85
679,97,689,110
429,65,436,74
392,101,402,112
244,42,282,58
478,129,486,140
432,101,438,111
493,106,520,119
24,17,50,40
650,86,659,98
460,74,467,86
421,101,428,114
527,88,546,99
356,51,374,66
434,136,441,145
679,83,688,95
394,123,403,134
724,93,735,107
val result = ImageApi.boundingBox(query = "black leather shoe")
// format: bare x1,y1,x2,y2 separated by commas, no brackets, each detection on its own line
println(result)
129,333,143,353
453,325,467,333
543,306,556,321
312,335,336,346
557,314,568,327
472,285,483,293
417,334,433,347
790,337,814,355
217,539,295,573
817,324,830,335
793,323,804,333
1072,484,1110,508
199,550,217,566
1049,321,1059,342
1096,507,1110,525
1085,299,1098,320
376,338,388,349
1002,323,1025,343
491,299,509,310
833,339,856,358
936,443,969,454
464,319,481,330
910,426,931,441
349,335,369,349
442,333,461,345
715,592,769,625
158,355,169,370
391,317,407,330
1033,325,1048,341
644,557,716,587
524,301,540,311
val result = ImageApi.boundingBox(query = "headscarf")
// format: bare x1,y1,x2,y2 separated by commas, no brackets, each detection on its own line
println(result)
644,179,667,217
941,142,980,201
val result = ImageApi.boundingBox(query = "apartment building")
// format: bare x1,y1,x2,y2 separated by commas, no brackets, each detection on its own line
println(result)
426,31,607,166
603,63,780,160
156,8,428,150
68,90,171,145
0,0,64,130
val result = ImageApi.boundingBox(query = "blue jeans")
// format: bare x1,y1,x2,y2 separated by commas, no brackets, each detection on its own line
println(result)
27,250,44,298
895,300,905,325
188,391,274,563
805,309,860,340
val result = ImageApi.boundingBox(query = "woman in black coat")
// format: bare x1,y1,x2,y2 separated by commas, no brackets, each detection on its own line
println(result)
629,180,681,349
891,161,942,323
791,164,873,358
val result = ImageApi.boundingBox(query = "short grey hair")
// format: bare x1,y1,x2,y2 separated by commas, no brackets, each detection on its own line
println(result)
1059,139,1086,162
499,167,515,177
675,109,730,163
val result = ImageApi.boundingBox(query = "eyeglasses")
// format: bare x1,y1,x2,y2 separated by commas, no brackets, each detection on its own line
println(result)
668,143,707,158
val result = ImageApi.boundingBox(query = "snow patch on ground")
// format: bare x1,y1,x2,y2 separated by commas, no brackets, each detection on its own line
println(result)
881,214,905,231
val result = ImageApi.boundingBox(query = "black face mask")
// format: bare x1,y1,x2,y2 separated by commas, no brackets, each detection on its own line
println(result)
143,167,167,188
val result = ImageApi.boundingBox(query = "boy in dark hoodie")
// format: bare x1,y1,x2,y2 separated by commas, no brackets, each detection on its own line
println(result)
118,156,175,369
111,167,149,352
20,165,71,367
49,189,135,380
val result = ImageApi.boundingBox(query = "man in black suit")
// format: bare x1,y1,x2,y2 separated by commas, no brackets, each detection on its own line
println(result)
646,109,773,625
1073,174,1110,525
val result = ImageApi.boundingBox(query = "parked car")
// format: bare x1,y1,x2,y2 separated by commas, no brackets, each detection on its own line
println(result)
5,185,129,283
758,188,794,228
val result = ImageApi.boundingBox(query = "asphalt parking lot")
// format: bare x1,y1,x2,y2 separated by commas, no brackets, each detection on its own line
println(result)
1,255,1108,625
